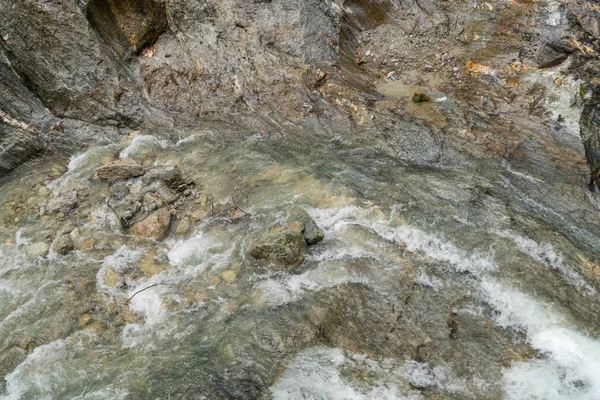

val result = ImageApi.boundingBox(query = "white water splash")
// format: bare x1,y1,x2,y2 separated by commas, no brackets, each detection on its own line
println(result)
119,135,169,159
307,206,600,400
497,230,596,294
270,347,409,400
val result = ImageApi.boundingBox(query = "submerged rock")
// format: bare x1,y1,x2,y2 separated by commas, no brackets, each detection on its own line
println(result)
175,216,194,236
248,225,308,269
130,207,171,240
0,347,26,384
138,249,171,277
220,270,237,283
77,238,95,252
93,159,145,180
51,234,74,255
27,241,50,258
104,266,124,288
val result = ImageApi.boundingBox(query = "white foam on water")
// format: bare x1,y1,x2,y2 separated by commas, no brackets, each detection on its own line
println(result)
46,147,108,190
67,150,93,172
415,271,444,291
96,246,177,327
270,347,470,399
119,135,169,159
316,206,600,400
84,204,122,231
269,347,408,400
254,263,369,307
497,230,596,294
308,205,496,275
167,230,235,275
2,339,71,400
96,245,143,293
175,133,203,147
480,279,600,399
370,223,496,275
126,283,168,327
120,323,143,349
1,335,129,400
13,228,30,246
70,388,129,400
395,360,470,395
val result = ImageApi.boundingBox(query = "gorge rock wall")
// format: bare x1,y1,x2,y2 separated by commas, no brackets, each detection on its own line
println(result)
1,0,600,192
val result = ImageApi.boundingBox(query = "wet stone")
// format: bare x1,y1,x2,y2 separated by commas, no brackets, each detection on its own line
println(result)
220,270,237,283
78,313,92,328
104,266,124,288
175,216,194,235
93,159,145,180
248,225,308,269
139,249,171,277
130,208,172,241
27,241,50,258
51,234,74,255
78,237,95,251
289,206,324,245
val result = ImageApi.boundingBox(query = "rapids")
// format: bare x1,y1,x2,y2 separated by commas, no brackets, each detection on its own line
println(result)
1,125,600,399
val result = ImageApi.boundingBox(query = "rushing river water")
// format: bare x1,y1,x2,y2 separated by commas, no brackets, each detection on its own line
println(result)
1,125,599,399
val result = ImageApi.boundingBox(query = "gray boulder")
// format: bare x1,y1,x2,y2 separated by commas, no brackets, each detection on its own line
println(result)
289,207,324,245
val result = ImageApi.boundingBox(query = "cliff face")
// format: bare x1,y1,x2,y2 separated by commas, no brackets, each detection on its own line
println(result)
1,0,600,186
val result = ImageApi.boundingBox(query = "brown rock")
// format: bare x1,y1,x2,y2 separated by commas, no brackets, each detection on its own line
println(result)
220,270,237,283
78,237,95,251
93,158,145,180
78,313,92,327
139,249,171,277
104,266,124,288
51,234,74,255
130,208,171,240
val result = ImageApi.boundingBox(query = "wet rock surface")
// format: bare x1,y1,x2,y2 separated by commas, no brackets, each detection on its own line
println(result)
51,234,74,256
249,225,308,269
289,206,325,245
2,0,600,399
130,207,171,241
93,159,145,180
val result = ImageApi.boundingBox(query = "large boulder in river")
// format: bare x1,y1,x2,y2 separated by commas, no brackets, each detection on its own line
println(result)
248,225,308,269
93,159,144,180
130,208,171,241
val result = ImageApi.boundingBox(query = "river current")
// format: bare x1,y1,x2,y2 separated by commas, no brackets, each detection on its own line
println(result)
1,125,599,399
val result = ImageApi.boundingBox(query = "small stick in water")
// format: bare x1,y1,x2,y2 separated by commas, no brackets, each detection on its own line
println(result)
125,277,193,305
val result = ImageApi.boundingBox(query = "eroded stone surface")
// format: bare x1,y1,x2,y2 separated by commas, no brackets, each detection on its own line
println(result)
130,207,171,240
94,159,145,180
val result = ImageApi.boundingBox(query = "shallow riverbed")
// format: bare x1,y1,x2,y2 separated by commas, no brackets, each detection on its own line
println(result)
1,126,600,399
